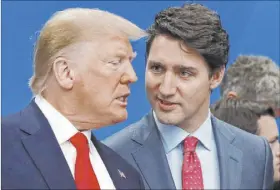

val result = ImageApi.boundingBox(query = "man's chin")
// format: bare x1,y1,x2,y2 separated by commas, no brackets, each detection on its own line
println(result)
111,111,127,124
156,111,181,126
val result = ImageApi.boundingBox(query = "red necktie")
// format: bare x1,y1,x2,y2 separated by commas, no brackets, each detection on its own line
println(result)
182,136,204,190
70,133,100,190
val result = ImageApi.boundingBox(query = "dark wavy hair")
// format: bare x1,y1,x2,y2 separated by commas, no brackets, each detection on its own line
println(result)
146,3,230,74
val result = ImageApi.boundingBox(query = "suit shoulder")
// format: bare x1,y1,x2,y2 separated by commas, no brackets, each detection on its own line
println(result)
217,118,268,150
2,112,22,132
2,111,26,160
103,117,145,151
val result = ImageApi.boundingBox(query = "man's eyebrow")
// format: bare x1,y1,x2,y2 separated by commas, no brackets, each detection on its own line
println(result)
147,60,163,65
175,65,198,72
130,51,137,59
147,60,198,71
127,51,137,62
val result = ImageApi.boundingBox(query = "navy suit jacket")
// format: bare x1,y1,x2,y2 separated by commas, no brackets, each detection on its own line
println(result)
1,101,144,189
104,111,274,189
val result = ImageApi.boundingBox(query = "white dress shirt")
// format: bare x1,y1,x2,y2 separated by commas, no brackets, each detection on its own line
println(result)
35,95,115,189
154,111,220,190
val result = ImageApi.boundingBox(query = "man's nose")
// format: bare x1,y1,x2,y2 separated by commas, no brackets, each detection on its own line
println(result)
159,72,176,98
121,62,138,84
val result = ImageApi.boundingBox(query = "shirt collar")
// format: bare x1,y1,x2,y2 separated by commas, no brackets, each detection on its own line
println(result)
155,110,214,154
35,95,92,145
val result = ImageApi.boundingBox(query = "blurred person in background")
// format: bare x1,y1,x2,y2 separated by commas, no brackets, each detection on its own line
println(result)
212,97,280,189
220,55,280,117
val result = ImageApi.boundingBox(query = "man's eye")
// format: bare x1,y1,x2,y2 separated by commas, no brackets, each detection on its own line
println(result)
150,64,163,73
109,59,121,65
180,70,191,77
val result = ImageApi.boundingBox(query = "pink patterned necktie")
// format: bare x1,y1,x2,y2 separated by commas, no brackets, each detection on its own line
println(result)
182,136,204,190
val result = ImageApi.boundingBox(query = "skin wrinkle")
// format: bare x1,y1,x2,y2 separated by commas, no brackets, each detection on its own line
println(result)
31,8,145,131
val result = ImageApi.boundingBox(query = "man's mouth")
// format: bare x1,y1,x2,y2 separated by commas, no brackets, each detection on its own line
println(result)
116,96,128,103
115,93,130,107
159,99,174,105
157,97,178,111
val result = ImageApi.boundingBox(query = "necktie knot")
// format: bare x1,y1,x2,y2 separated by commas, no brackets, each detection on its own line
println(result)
184,136,199,152
70,132,88,150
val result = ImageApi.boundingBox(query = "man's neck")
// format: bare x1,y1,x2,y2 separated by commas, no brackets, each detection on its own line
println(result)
179,107,210,133
42,94,102,131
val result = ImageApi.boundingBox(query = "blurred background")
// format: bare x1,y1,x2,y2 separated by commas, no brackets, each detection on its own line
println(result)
1,0,279,139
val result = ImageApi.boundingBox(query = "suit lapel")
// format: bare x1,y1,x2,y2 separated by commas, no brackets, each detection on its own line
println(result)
130,112,176,189
212,116,243,189
91,135,131,189
20,101,76,189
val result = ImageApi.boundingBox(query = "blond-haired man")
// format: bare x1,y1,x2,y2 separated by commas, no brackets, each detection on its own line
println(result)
1,8,146,189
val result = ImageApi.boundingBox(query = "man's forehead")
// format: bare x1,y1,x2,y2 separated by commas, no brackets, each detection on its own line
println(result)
149,38,206,68
107,36,133,50
92,36,135,60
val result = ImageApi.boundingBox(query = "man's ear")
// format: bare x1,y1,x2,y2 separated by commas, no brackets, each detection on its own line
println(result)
52,57,75,90
227,91,238,98
210,66,225,90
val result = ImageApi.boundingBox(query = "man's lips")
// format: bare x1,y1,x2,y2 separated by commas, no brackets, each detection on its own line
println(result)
157,96,178,104
115,93,130,106
157,97,178,111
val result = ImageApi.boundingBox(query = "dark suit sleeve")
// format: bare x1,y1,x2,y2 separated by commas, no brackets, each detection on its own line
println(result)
261,137,274,189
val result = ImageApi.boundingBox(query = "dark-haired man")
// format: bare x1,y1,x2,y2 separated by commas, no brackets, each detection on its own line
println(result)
104,3,273,189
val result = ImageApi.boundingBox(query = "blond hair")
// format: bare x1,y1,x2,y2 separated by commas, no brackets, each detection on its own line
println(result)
29,8,146,95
